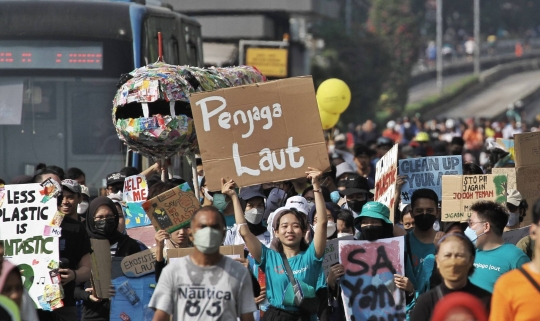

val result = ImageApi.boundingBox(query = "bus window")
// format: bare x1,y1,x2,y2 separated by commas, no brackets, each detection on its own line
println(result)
144,16,179,64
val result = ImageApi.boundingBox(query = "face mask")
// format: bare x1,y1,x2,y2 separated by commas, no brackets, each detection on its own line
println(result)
95,217,117,236
405,228,414,233
193,227,223,254
77,201,89,215
204,188,213,202
414,214,437,231
337,232,353,238
507,211,519,227
348,200,366,213
306,201,315,212
330,191,341,203
464,226,485,246
361,225,384,241
438,257,471,282
212,193,229,213
314,222,338,239
245,208,264,225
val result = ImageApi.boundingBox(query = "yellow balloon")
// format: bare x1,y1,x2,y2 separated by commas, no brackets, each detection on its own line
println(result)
319,109,340,130
316,78,351,114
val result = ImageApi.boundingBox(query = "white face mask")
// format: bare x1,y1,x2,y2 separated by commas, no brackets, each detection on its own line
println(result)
245,208,264,225
193,227,223,254
314,222,337,238
203,188,213,202
77,201,89,215
507,211,520,227
337,232,353,238
306,201,315,212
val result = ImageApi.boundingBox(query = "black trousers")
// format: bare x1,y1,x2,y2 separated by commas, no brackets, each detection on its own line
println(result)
262,306,311,321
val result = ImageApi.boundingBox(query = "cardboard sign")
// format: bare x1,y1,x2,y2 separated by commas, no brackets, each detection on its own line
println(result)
142,186,200,234
121,249,157,278
503,226,530,245
167,244,245,262
399,156,462,204
110,258,155,321
322,235,354,277
442,175,507,222
0,183,60,309
492,168,517,190
123,175,148,203
375,144,399,222
190,76,330,191
514,132,540,226
339,237,406,321
125,202,151,229
90,239,112,299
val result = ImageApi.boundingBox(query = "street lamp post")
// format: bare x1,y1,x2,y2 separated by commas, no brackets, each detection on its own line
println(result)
436,0,443,93
474,0,480,75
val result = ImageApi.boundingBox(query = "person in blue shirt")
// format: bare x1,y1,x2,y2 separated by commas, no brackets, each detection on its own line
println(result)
404,189,440,316
466,201,530,293
222,167,328,321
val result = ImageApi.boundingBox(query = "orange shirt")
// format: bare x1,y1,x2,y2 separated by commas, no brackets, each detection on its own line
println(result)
490,263,540,321
463,129,484,150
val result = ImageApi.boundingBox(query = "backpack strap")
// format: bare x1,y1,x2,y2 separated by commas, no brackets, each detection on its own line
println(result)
519,267,540,294
405,233,413,266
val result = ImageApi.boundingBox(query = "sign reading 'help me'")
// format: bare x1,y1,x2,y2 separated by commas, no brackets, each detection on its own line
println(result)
190,76,330,191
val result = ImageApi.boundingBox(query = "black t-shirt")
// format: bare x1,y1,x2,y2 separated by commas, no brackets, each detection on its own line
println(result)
410,281,491,321
59,216,92,307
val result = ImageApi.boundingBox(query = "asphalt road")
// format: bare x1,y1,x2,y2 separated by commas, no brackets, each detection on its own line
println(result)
407,73,471,104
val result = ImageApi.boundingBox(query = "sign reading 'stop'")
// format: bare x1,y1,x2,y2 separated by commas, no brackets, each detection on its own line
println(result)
191,76,330,191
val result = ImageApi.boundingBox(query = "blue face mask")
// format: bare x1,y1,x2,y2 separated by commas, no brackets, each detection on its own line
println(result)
330,191,341,203
212,193,230,213
464,226,485,246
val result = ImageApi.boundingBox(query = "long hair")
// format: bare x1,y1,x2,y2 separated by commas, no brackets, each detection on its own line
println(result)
272,208,309,253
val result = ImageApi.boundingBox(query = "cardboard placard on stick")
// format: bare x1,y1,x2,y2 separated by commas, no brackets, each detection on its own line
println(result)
123,175,148,203
167,245,245,261
90,239,112,299
492,168,516,190
442,174,507,222
399,155,462,204
190,76,330,191
374,144,399,222
514,132,540,226
142,186,200,233
121,248,157,278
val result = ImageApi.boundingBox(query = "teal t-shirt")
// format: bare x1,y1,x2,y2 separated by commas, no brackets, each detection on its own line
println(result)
469,243,530,293
405,231,436,295
256,242,323,314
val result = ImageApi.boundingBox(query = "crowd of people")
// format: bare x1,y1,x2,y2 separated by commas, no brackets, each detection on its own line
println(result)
1,111,540,321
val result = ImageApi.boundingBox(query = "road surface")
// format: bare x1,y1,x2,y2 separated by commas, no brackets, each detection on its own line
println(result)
408,73,471,104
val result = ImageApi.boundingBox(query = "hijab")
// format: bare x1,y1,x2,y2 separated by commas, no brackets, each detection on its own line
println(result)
0,261,20,294
86,196,121,244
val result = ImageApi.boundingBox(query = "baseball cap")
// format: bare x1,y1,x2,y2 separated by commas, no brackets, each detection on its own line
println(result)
263,188,287,223
106,172,126,186
339,174,371,196
239,185,265,201
335,162,355,180
507,189,522,206
61,179,81,194
354,201,392,228
415,132,430,142
376,137,394,148
285,196,309,215
80,185,90,198
267,206,306,235
354,144,374,158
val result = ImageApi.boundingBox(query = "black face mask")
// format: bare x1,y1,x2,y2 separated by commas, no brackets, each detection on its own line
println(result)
95,218,117,236
413,214,437,231
405,228,414,233
361,225,384,241
348,200,366,213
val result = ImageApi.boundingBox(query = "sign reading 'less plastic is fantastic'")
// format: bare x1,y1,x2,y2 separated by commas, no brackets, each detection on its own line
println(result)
190,76,330,191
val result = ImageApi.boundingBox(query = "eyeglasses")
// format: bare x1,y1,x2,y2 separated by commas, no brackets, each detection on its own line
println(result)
467,220,486,227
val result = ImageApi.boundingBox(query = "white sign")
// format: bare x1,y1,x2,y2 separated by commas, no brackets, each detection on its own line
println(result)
375,144,399,222
322,235,354,277
123,175,148,203
0,183,60,309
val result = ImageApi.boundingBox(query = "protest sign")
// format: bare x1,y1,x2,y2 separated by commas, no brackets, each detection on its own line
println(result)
125,202,150,229
492,168,516,190
110,258,155,321
0,183,61,309
167,244,244,263
496,138,515,160
123,175,148,203
142,185,200,234
90,239,112,299
322,235,354,277
339,237,406,321
514,132,540,226
190,76,330,191
375,144,399,222
503,226,530,245
121,249,157,277
442,175,507,222
399,156,462,204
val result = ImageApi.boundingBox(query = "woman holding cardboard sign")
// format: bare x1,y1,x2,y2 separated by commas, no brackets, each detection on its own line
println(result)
223,167,327,321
